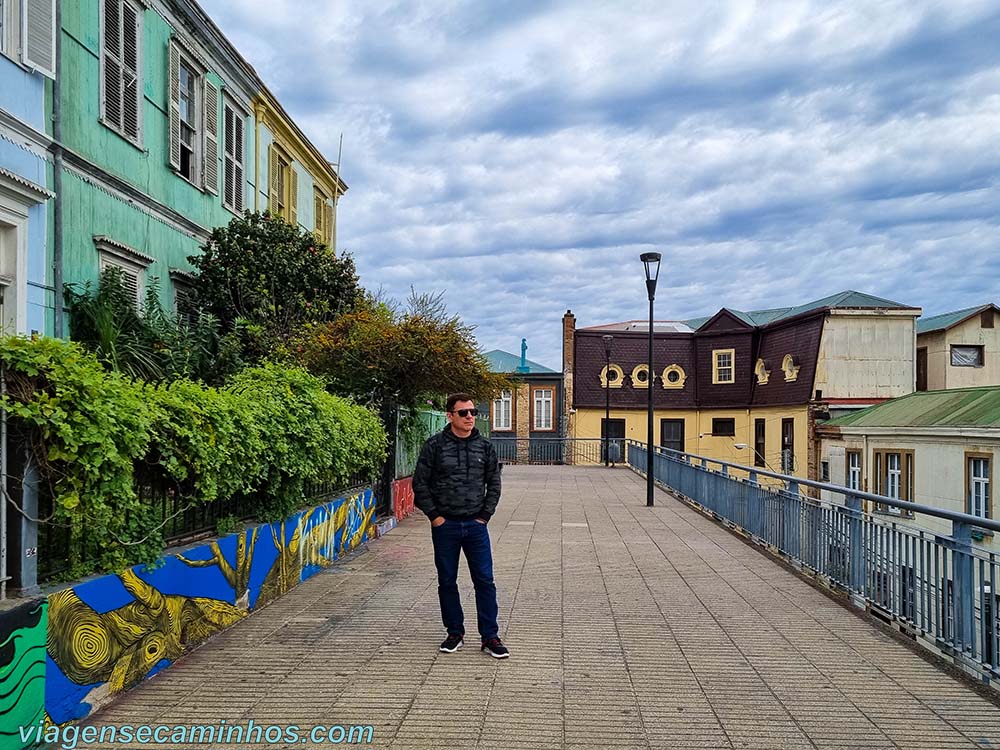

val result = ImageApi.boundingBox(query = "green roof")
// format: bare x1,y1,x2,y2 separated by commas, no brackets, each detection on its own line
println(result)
485,349,557,374
824,387,1000,429
916,305,994,335
685,290,914,331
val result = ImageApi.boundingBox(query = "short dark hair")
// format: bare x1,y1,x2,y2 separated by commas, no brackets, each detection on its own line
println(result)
446,393,475,412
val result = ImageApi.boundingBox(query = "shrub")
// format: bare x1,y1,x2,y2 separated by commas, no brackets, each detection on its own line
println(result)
0,337,387,577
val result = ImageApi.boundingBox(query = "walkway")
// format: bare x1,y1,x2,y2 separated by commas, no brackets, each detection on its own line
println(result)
86,466,1000,749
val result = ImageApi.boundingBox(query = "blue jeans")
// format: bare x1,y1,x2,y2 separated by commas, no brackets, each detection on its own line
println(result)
431,518,498,640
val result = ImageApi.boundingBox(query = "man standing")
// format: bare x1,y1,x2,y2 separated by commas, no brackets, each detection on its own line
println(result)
413,393,509,658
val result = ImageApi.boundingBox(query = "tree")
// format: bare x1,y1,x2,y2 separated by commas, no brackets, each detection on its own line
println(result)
188,212,363,361
290,293,509,410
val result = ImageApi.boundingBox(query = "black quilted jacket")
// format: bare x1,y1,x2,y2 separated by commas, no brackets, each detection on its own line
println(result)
412,426,501,522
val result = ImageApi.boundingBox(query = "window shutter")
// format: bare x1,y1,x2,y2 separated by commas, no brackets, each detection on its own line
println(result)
313,193,323,240
324,203,333,247
268,144,279,214
120,0,140,141
102,0,123,130
288,166,298,225
233,114,244,211
223,104,235,208
168,41,181,169
22,0,56,78
202,79,219,194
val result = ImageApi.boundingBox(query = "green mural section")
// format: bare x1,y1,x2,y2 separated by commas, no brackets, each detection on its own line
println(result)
0,600,47,750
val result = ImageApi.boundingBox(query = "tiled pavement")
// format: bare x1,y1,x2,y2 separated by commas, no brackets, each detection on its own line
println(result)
85,466,1000,749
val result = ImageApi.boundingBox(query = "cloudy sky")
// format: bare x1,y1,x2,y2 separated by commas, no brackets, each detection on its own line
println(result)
200,0,1000,370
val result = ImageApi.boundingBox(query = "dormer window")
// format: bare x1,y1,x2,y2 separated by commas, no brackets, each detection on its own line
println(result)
782,354,800,382
754,358,770,385
662,364,686,389
713,349,735,384
631,364,650,388
601,364,624,389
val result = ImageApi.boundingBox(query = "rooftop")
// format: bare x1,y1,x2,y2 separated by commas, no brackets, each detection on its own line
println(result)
916,304,999,335
484,349,558,374
687,290,917,330
823,386,1000,429
578,320,695,334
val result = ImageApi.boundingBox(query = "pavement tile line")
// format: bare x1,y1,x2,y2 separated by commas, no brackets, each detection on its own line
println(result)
610,484,895,750
78,466,1000,750
634,472,999,748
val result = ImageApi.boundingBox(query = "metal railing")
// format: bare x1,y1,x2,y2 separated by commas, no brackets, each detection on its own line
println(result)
493,438,624,466
627,440,1000,685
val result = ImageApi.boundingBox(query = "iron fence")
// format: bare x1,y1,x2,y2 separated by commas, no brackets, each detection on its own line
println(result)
493,438,623,466
627,440,1000,684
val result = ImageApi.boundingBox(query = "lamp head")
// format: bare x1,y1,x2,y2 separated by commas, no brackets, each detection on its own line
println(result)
602,334,613,356
639,251,661,300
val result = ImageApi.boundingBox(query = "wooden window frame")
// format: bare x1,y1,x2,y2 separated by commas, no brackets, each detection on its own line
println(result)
982,309,995,329
94,236,152,309
950,344,984,368
530,386,555,432
966,452,992,522
846,449,862,492
711,417,735,437
491,390,513,433
712,349,735,384
872,449,914,517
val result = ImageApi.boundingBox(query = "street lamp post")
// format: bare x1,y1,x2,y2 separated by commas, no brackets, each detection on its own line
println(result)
602,334,613,467
640,252,661,507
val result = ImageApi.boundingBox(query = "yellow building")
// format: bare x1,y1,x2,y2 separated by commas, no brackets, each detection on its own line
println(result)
563,291,922,482
253,91,346,250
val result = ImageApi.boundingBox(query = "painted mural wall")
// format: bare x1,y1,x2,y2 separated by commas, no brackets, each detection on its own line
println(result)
0,599,47,750
0,488,377,740
393,477,415,521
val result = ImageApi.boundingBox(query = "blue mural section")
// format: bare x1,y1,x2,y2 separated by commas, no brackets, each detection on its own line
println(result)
36,488,376,726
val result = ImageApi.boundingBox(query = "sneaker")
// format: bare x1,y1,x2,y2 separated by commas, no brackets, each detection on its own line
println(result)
439,634,463,653
481,637,510,659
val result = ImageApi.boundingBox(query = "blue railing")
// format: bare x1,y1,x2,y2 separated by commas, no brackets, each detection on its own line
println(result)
627,440,1000,685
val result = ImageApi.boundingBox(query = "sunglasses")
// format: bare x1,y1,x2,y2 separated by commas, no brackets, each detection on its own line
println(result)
450,408,479,418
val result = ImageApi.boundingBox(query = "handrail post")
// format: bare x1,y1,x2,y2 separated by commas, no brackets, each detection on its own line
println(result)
785,480,801,560
846,494,865,598
952,520,975,654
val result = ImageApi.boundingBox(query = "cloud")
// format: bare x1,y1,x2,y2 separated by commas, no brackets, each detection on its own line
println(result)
199,0,1000,370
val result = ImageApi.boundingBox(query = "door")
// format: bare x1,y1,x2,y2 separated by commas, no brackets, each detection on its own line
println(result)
781,418,794,473
601,418,626,463
659,419,685,454
916,347,928,391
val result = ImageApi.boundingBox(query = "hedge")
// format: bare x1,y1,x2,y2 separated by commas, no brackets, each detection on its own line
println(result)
0,336,386,577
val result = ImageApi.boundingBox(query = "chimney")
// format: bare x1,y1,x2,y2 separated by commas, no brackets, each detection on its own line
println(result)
562,310,576,435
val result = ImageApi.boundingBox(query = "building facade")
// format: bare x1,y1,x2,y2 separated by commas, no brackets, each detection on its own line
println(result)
254,90,345,252
818,387,1000,552
481,343,564,463
564,291,922,481
0,0,56,335
916,304,1000,391
54,0,345,328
